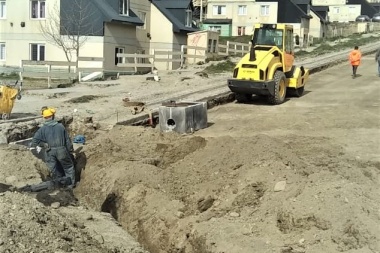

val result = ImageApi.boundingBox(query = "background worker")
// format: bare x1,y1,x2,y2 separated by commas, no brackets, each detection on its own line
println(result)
375,47,380,77
349,46,362,78
30,107,76,188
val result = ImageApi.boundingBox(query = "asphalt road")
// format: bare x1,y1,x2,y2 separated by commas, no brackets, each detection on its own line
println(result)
197,54,380,162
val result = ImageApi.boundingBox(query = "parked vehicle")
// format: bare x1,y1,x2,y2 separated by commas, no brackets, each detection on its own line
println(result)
372,13,380,22
355,15,371,22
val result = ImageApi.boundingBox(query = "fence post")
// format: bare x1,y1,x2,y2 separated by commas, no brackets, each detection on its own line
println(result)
226,41,230,55
151,49,155,73
47,64,51,89
166,51,170,70
134,53,138,73
180,45,185,68
19,60,23,82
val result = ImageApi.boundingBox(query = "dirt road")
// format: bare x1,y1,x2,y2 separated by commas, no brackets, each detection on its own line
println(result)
74,55,380,253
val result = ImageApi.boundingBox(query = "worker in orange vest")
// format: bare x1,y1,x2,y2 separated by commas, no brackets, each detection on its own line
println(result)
349,46,362,78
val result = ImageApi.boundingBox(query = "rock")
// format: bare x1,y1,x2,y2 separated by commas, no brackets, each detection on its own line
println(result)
0,239,4,246
51,202,61,209
344,197,349,203
274,181,287,192
0,132,7,144
85,214,94,221
73,221,85,229
94,234,104,244
299,238,305,244
230,212,240,217
195,71,208,78
5,176,17,184
197,196,215,213
176,211,184,219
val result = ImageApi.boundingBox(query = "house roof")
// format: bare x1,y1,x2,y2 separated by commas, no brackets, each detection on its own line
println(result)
202,19,232,24
311,6,328,23
291,0,310,4
151,0,198,33
312,6,329,12
346,0,377,16
92,0,144,25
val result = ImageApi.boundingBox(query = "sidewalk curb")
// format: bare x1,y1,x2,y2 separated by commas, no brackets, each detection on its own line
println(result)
116,46,379,126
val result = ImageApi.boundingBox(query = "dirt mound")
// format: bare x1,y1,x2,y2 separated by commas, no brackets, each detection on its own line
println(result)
75,126,380,253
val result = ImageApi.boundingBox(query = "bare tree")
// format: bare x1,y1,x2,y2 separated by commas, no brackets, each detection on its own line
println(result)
39,0,99,73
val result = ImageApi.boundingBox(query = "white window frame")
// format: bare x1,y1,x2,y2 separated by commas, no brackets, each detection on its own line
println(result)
31,0,46,19
137,11,146,29
213,5,226,15
260,5,270,16
238,5,247,16
185,9,192,27
0,0,6,19
115,47,125,65
209,25,222,33
333,7,340,14
30,44,45,61
119,0,130,16
0,43,5,61
237,26,246,36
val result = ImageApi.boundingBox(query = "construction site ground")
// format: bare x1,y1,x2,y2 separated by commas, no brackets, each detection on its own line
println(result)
0,45,380,253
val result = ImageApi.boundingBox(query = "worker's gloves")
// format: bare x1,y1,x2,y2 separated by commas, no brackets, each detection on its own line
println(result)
36,146,42,154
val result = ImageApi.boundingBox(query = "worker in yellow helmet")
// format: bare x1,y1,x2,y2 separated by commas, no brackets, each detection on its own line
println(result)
30,106,75,188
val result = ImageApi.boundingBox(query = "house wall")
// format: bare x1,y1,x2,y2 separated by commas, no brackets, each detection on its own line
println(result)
311,0,346,5
309,11,323,38
329,5,361,22
149,4,175,70
103,22,139,72
0,0,63,66
206,0,277,36
131,0,151,55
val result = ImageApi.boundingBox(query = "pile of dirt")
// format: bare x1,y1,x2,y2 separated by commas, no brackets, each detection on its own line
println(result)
75,125,380,253
0,145,150,253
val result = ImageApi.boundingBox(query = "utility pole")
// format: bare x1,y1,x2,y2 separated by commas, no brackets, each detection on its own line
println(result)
200,0,203,22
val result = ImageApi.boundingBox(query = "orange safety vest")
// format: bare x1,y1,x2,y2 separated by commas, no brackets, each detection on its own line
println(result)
349,49,362,66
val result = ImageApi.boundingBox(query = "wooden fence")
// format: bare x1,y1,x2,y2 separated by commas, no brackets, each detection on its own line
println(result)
18,42,252,83
19,57,104,88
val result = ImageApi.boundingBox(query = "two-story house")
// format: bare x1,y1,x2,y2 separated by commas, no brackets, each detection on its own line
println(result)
0,0,197,72
202,0,277,36
312,0,361,22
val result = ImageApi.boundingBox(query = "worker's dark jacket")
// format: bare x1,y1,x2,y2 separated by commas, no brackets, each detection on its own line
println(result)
31,120,73,152
376,49,380,63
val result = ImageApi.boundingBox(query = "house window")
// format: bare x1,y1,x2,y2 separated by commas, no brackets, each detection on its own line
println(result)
115,47,125,65
0,43,5,60
213,5,226,15
238,26,246,36
213,39,217,53
333,7,340,14
119,0,130,16
31,0,45,19
0,1,6,19
208,39,212,52
209,26,222,33
238,5,247,15
185,9,192,27
30,44,45,61
260,5,270,16
137,11,146,29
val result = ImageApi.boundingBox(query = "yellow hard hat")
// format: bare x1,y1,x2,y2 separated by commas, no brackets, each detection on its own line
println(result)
41,107,56,118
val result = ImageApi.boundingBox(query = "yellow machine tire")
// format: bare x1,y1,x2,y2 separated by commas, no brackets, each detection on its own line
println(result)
287,86,305,97
268,70,287,105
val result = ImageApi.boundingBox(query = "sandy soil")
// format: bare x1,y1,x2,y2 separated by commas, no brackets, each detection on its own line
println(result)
73,56,380,253
0,46,379,253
